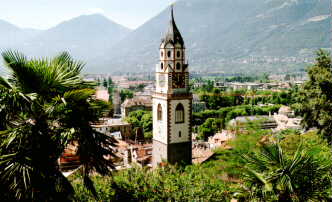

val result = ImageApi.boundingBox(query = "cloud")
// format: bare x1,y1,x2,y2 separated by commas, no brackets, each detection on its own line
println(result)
85,8,105,15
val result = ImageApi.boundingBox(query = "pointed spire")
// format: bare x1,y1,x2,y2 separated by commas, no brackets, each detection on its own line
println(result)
171,4,174,22
161,5,184,47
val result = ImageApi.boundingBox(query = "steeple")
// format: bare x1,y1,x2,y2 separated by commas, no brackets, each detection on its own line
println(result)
153,3,192,168
161,5,184,47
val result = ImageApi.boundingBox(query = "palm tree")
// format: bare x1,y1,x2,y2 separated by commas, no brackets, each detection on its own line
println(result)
241,142,331,201
0,51,116,201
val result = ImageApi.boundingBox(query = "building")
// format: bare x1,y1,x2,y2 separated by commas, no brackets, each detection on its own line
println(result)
95,87,109,102
214,81,227,90
92,118,132,140
152,6,192,167
229,116,278,130
228,82,263,91
121,97,152,117
130,144,153,167
115,140,153,168
274,106,301,131
208,130,235,149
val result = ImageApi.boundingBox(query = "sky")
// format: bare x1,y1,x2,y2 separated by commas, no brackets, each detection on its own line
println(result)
0,0,175,30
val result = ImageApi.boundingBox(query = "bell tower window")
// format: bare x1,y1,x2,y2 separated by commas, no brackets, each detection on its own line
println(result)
161,62,164,70
175,103,184,123
167,50,171,58
157,104,162,121
177,51,181,58
176,63,181,70
161,51,164,58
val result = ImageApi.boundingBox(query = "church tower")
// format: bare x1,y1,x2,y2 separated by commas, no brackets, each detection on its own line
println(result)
152,6,192,167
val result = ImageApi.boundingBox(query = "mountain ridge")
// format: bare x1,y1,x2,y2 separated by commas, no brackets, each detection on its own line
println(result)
0,0,330,74
91,0,330,74
0,14,131,62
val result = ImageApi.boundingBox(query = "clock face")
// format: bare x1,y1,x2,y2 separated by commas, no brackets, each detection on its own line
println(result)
172,73,186,88
158,74,166,87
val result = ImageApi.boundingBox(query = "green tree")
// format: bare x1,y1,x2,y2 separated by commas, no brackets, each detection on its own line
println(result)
107,77,113,87
102,78,108,88
241,142,331,201
120,89,134,102
125,110,153,140
142,113,153,133
72,165,232,201
198,118,221,140
296,50,332,143
0,51,116,201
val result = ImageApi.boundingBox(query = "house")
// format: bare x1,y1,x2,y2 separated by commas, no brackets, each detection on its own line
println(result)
228,82,263,91
214,81,227,90
273,106,302,131
208,130,235,149
130,144,153,167
114,141,152,168
95,87,109,102
121,97,152,117
92,118,132,140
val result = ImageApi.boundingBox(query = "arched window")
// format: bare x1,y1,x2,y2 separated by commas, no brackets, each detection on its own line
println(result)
161,62,164,70
176,63,181,70
161,51,164,58
177,51,181,58
175,103,184,123
167,50,171,58
157,104,162,121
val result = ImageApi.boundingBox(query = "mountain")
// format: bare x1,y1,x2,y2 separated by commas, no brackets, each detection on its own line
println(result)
0,0,330,74
17,14,131,61
93,0,330,74
0,20,41,49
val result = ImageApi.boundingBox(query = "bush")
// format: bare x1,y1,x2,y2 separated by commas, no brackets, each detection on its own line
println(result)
72,165,232,201
198,118,222,140
125,110,153,140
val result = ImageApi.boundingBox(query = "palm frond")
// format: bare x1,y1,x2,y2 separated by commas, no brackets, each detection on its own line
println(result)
0,76,12,89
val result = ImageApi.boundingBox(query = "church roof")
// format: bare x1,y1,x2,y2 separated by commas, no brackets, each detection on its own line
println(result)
161,6,184,47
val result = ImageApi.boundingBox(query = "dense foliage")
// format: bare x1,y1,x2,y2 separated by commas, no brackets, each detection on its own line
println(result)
0,51,116,201
70,128,331,201
125,110,153,140
197,87,293,110
199,88,244,109
241,140,331,201
194,104,281,131
72,165,232,202
120,89,134,103
295,50,332,143
224,74,269,83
